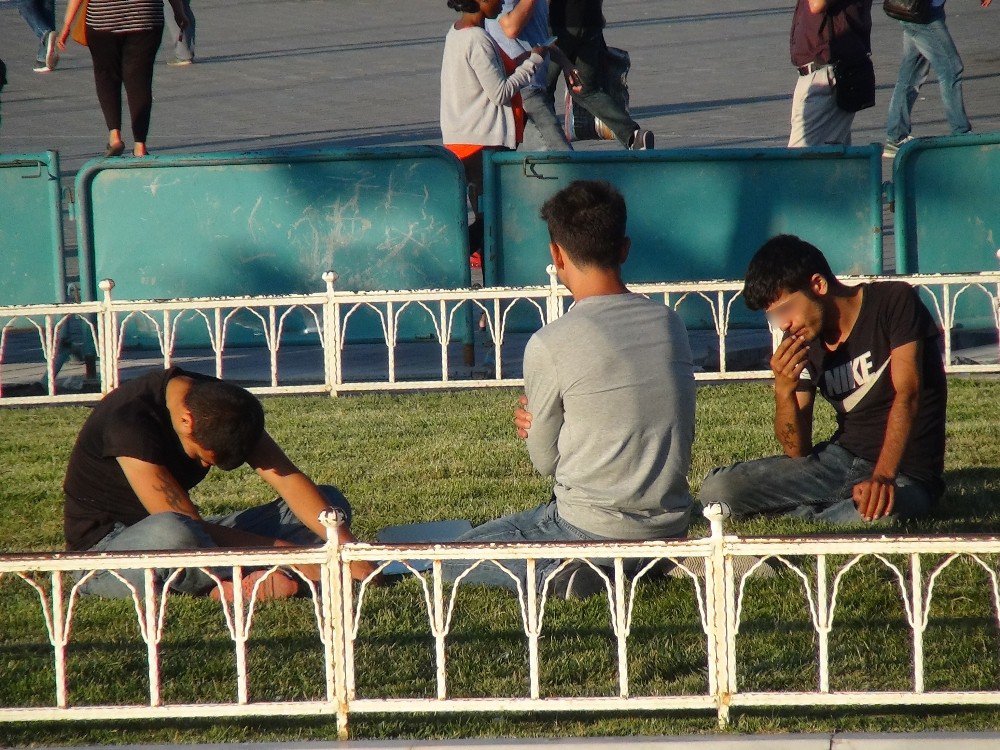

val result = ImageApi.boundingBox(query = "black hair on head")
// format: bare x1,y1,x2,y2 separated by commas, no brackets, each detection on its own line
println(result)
447,0,480,12
183,378,265,471
742,234,837,311
539,180,627,270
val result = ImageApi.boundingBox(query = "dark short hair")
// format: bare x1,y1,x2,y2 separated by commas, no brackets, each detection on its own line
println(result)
447,0,479,12
184,379,265,470
742,234,837,311
539,180,627,270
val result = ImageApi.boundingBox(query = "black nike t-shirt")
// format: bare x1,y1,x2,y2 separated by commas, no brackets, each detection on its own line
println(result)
63,367,212,551
801,282,947,490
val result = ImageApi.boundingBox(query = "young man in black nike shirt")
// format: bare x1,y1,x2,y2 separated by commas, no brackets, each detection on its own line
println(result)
700,234,947,524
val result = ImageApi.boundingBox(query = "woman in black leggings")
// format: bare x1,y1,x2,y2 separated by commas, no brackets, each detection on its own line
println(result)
59,0,187,157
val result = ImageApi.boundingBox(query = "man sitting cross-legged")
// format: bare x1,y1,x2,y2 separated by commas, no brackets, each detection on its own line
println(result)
700,234,947,524
63,367,374,600
443,180,697,597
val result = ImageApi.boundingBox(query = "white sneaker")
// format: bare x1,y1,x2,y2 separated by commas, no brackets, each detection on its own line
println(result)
32,32,59,73
883,136,914,158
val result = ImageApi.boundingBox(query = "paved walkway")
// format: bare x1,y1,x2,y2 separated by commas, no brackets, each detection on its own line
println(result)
2,0,999,173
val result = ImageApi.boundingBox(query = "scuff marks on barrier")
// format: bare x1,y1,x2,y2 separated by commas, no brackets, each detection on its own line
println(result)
143,174,181,199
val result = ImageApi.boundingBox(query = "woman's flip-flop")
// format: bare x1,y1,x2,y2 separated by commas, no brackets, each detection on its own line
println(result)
104,142,125,157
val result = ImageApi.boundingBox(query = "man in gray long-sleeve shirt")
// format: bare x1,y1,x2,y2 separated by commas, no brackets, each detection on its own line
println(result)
443,180,696,597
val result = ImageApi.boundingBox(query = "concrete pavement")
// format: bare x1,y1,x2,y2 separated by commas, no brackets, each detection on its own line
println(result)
1,0,998,173
1,0,998,391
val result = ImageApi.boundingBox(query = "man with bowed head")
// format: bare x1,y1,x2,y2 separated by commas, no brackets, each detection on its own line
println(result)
63,368,375,600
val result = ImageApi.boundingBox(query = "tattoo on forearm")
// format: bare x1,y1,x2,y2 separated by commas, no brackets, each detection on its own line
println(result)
153,478,187,512
778,421,797,450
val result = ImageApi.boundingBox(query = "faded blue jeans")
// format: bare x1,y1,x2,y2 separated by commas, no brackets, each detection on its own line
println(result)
77,487,351,599
16,0,55,62
441,500,605,594
885,8,971,143
439,499,683,594
164,0,196,61
700,442,937,524
520,88,572,152
546,27,639,147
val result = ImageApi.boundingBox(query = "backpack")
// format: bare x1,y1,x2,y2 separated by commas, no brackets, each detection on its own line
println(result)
883,0,933,24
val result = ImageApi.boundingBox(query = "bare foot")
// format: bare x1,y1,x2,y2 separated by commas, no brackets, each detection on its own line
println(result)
209,569,299,603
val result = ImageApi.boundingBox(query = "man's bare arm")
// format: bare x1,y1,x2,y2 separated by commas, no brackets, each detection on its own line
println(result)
248,432,376,580
118,457,202,518
117,456,291,547
770,335,815,456
853,340,923,520
498,0,537,39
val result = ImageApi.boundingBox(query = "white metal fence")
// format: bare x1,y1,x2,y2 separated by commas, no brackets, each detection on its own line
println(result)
3,506,1000,733
2,270,998,405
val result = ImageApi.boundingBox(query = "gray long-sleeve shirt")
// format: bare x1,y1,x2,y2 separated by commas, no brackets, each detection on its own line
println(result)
440,24,542,148
523,293,696,540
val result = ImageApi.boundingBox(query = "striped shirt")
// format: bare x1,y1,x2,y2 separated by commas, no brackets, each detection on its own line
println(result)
86,0,164,33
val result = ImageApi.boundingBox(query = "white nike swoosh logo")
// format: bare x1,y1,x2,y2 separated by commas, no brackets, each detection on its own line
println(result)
832,359,890,412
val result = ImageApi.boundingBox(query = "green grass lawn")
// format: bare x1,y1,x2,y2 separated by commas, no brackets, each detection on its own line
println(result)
1,380,1000,745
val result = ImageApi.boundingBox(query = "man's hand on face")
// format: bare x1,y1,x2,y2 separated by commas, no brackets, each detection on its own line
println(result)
514,393,533,439
770,332,810,396
852,475,896,521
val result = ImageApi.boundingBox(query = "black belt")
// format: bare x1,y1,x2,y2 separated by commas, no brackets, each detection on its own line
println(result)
797,61,831,76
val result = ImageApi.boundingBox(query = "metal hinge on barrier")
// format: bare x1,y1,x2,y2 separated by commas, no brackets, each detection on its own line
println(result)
522,157,557,180
883,180,895,213
63,186,76,221
16,160,44,179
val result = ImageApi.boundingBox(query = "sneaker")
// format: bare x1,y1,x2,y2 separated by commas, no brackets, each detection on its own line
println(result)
552,561,610,600
629,128,654,151
44,31,60,71
883,136,913,158
167,57,194,67
666,555,778,580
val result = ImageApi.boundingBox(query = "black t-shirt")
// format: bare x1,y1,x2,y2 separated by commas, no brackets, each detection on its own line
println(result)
63,367,211,551
801,282,947,490
550,0,605,31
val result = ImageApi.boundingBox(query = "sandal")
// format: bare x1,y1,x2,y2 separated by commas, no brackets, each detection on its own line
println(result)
104,142,125,157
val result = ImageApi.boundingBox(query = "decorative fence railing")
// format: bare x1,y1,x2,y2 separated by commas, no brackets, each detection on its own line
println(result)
1,271,998,406
4,505,1000,733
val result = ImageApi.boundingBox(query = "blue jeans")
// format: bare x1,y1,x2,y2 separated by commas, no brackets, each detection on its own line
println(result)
16,0,55,61
886,9,971,142
77,487,351,598
441,500,658,594
547,27,639,147
700,442,936,524
520,88,571,152
164,0,196,61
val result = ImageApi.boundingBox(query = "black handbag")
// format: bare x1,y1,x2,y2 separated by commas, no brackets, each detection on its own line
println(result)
883,0,933,23
833,54,876,113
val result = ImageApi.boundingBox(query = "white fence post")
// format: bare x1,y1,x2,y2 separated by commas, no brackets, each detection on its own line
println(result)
545,265,561,323
702,502,732,727
98,279,116,393
320,511,349,739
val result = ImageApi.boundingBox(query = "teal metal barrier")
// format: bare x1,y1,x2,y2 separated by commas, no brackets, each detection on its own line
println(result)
893,134,1000,335
0,152,66,305
483,146,884,329
893,133,1000,274
75,147,470,346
